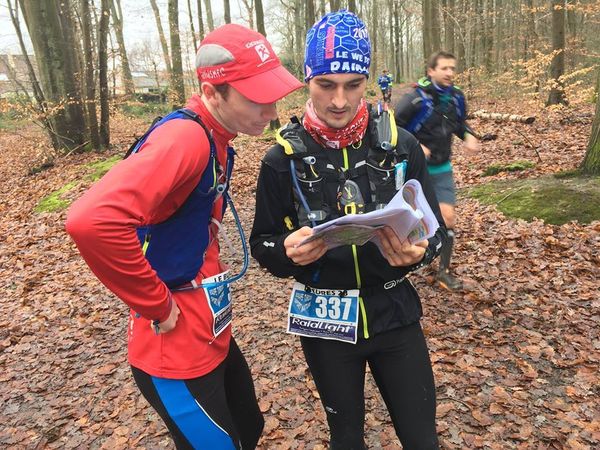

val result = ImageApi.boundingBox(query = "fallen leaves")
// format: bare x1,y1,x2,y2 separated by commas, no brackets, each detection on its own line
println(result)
1,96,599,449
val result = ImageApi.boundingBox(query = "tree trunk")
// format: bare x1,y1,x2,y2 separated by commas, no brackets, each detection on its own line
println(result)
109,0,134,97
546,0,567,106
581,70,600,174
483,0,493,72
392,0,400,82
423,0,441,63
386,1,393,75
406,11,412,77
468,0,477,68
475,0,484,67
392,1,403,82
494,0,503,73
444,0,455,53
168,0,186,107
8,0,59,147
187,0,198,52
80,0,100,150
8,0,45,104
371,1,378,77
422,0,431,63
470,110,536,123
59,0,85,86
524,0,536,59
196,0,205,39
431,0,442,54
20,0,87,151
99,0,110,149
239,0,254,29
317,0,326,18
256,0,265,34
255,0,279,130
293,0,303,72
455,0,466,71
149,0,172,73
204,0,214,32
347,0,357,12
223,0,231,23
305,0,315,30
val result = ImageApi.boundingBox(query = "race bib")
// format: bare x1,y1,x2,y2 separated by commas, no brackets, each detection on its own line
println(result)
287,282,360,343
202,271,232,338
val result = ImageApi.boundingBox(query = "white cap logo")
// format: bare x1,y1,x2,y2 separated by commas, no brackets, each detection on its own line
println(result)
255,44,271,63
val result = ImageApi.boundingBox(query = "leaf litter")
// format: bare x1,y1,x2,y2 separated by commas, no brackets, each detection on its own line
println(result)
0,99,598,449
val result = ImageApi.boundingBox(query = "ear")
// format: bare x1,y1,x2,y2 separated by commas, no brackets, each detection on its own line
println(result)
201,82,219,105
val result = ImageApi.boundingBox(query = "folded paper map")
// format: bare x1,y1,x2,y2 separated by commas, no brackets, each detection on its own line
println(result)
299,179,439,253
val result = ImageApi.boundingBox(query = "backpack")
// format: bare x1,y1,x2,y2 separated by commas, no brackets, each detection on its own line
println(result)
124,108,236,288
275,106,408,227
405,78,466,134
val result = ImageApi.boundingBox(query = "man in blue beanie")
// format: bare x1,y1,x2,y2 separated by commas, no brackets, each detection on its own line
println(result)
250,9,442,449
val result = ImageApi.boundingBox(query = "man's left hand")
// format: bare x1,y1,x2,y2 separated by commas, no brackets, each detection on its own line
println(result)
463,133,480,154
376,227,428,267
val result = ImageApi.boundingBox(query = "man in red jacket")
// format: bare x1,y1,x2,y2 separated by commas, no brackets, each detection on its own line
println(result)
66,24,302,449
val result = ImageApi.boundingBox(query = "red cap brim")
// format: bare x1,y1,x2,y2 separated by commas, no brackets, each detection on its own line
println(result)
229,65,303,104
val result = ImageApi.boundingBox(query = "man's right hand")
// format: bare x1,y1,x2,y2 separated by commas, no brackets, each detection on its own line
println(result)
153,299,180,334
284,226,327,266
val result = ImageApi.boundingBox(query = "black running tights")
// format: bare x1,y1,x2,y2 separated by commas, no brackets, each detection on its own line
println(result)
132,338,264,449
301,322,439,450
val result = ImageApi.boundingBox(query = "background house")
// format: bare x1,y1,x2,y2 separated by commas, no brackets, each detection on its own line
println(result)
0,54,37,98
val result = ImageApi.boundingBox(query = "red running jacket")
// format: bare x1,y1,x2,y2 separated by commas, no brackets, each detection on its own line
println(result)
66,95,236,378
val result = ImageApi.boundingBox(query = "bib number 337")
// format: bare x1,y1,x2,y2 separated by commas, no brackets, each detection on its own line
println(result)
287,282,359,343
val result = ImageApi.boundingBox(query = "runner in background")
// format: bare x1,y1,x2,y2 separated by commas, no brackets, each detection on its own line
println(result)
377,69,393,103
395,51,480,291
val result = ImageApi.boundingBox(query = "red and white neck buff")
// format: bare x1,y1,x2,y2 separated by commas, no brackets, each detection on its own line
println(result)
302,99,369,150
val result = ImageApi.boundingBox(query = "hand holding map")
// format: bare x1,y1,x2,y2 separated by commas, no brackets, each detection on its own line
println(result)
298,179,439,254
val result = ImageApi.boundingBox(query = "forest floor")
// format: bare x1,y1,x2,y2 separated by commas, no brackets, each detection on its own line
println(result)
0,88,598,449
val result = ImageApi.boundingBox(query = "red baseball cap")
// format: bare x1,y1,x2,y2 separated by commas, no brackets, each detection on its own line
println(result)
196,24,303,104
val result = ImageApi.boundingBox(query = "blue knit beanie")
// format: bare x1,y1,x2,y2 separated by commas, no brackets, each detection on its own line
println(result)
304,10,371,82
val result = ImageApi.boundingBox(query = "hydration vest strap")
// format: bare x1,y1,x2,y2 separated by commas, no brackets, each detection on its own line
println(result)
290,159,318,228
132,109,237,289
172,193,249,291
405,88,433,134
276,120,308,156
276,128,296,156
454,93,465,121
389,108,398,148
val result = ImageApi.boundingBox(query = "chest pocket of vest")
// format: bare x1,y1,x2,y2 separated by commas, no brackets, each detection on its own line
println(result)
366,159,396,209
292,162,331,224
365,140,408,209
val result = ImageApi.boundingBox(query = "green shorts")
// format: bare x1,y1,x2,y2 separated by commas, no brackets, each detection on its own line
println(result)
428,170,456,205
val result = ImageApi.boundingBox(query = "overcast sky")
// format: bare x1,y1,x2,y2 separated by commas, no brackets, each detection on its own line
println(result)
0,0,283,57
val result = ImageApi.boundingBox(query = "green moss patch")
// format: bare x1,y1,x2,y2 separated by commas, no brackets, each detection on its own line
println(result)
35,182,77,213
86,155,121,181
463,174,600,225
36,155,122,213
483,160,536,176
